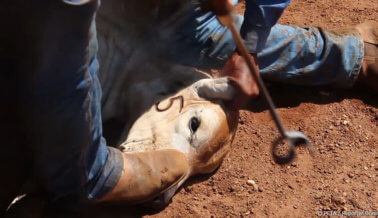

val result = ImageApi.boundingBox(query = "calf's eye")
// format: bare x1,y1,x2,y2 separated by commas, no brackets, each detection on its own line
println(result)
189,117,201,134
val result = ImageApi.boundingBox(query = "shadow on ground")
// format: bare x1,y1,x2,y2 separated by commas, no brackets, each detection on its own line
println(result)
244,84,377,113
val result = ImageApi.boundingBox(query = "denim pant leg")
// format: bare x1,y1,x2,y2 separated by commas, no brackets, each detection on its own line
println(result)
163,9,363,88
258,24,363,87
19,1,98,208
0,0,122,210
85,22,123,201
156,0,242,69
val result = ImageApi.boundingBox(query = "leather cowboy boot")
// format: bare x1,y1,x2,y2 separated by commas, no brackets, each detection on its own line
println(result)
355,21,378,92
99,149,189,204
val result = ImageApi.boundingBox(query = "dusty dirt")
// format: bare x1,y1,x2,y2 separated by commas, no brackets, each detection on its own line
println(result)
144,1,378,217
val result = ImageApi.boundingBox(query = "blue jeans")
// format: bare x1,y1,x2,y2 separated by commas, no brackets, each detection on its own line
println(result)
0,0,122,211
155,8,363,88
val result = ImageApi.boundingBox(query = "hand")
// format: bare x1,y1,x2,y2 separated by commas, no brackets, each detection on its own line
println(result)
220,52,260,110
202,0,234,16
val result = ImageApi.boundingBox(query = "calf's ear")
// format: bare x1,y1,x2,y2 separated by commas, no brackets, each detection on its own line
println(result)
191,78,235,101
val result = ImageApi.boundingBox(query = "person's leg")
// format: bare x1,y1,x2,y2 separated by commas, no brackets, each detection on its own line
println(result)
153,0,242,69
157,5,366,88
17,0,98,211
0,0,123,213
85,20,124,202
258,24,364,88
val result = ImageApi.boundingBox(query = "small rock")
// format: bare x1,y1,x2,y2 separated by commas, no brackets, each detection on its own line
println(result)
253,184,259,191
347,173,354,178
293,205,298,209
246,180,259,191
364,166,368,170
343,120,349,125
342,192,347,197
246,180,256,186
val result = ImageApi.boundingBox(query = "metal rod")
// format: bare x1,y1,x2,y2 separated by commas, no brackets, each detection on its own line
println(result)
225,14,287,138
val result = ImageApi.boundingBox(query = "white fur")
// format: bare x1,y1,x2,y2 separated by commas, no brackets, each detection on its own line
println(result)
192,77,235,100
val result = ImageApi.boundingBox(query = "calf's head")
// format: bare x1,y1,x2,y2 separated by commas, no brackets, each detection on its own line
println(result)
120,77,238,181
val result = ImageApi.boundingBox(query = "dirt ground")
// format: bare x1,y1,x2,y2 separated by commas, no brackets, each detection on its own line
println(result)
146,1,378,217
